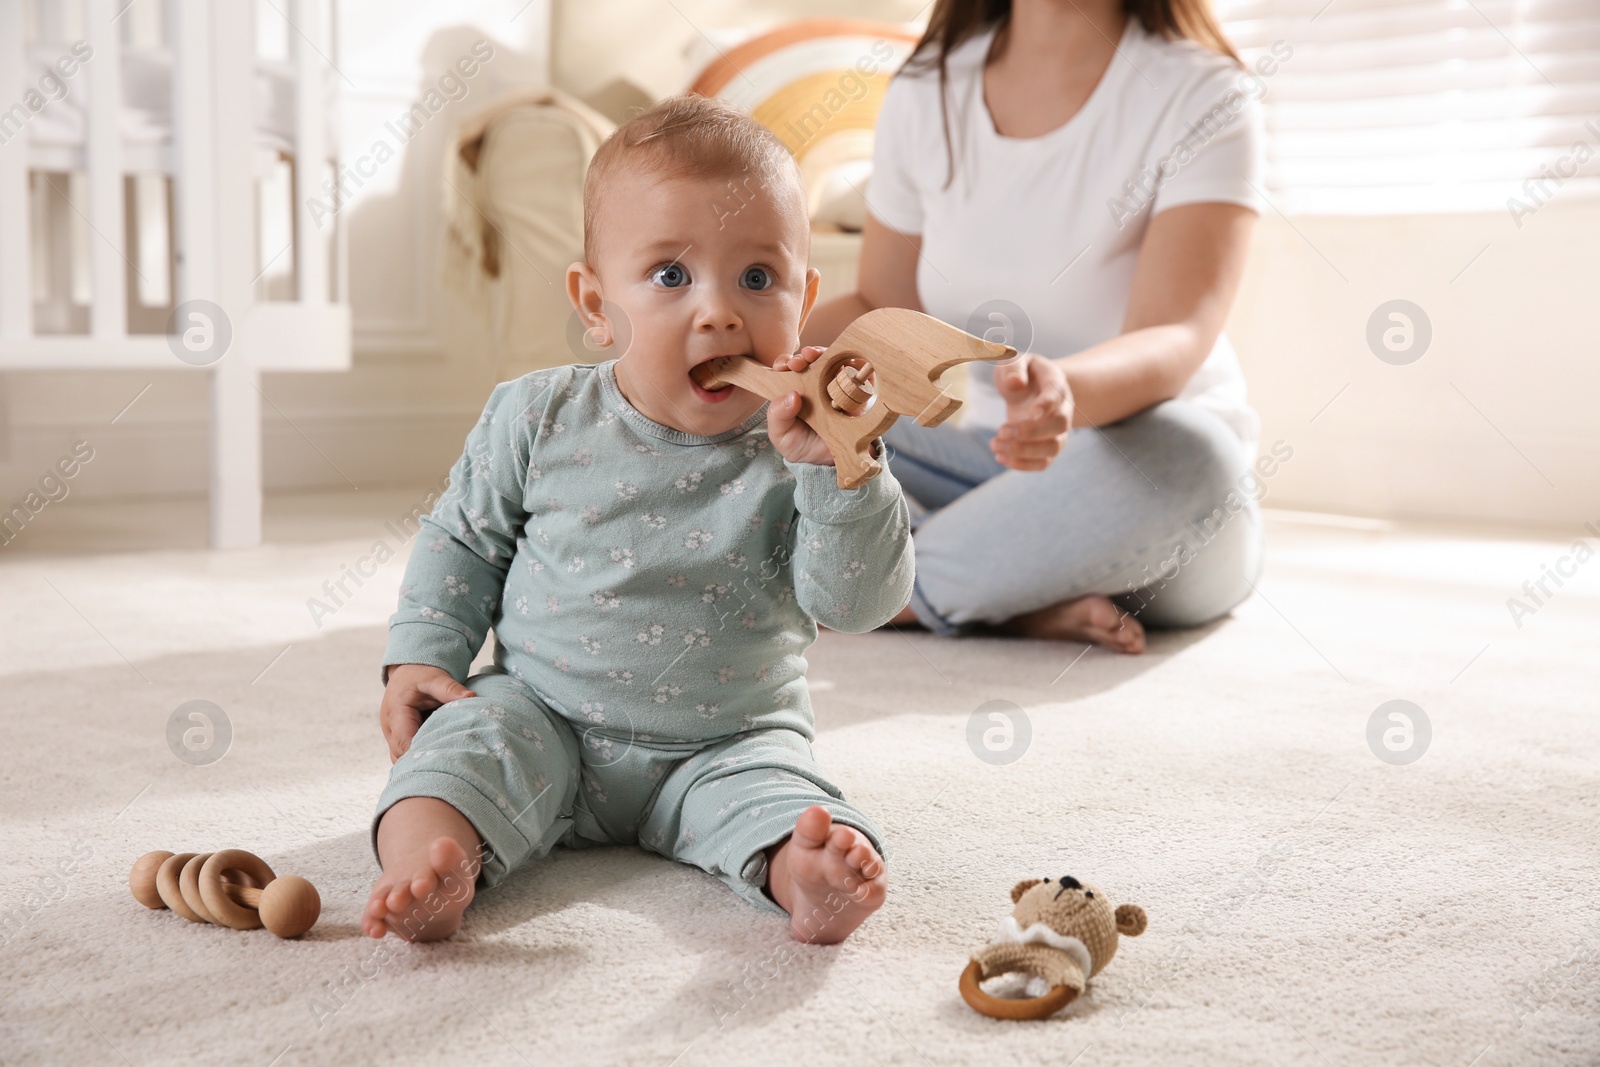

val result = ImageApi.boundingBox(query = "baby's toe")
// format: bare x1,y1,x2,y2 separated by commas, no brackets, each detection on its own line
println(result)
836,841,886,896
366,875,400,915
365,878,403,937
826,824,858,855
384,880,416,914
829,825,869,863
852,875,888,908
408,866,440,903
847,842,882,879
791,805,833,849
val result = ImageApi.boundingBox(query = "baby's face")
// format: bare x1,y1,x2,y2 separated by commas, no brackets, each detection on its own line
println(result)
567,166,820,438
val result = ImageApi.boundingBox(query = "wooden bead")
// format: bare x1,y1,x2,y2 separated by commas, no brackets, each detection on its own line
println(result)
155,852,205,922
179,853,220,924
129,851,173,909
257,876,320,938
198,849,276,930
214,873,321,938
827,362,875,415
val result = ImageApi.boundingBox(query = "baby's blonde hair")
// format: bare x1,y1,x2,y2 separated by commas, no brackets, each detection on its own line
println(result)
583,92,804,269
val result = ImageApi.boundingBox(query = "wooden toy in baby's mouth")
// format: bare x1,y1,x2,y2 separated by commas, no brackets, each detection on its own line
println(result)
129,848,321,938
691,307,1016,490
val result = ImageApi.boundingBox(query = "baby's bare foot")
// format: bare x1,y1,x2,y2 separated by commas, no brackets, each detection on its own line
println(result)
1001,594,1145,653
766,806,887,944
363,836,476,941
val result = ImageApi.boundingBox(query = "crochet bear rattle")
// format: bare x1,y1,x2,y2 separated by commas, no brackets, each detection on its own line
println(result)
129,848,320,938
959,875,1147,1021
691,306,1015,489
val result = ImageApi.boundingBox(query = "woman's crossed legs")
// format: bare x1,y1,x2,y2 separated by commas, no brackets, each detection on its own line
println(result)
881,399,1264,650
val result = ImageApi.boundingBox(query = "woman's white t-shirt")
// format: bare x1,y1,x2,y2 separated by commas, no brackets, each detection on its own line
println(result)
865,18,1263,456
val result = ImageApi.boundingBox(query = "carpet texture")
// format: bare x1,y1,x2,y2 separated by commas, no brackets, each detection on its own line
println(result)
1,494,1596,1066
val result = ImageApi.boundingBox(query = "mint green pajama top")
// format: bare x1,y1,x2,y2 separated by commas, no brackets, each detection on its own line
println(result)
382,360,915,743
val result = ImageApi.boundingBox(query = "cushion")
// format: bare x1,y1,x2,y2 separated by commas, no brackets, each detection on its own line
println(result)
687,19,922,231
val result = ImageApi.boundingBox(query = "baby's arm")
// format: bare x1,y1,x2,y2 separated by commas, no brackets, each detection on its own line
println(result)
382,374,547,685
784,455,915,633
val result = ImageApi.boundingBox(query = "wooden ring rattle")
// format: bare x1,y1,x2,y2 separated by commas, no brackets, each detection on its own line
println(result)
179,852,221,924
199,849,276,929
131,848,321,938
153,852,205,921
958,960,1079,1021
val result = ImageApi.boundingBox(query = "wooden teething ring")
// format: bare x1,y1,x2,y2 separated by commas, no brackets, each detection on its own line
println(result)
155,852,204,922
179,852,220,924
199,849,277,930
959,960,1079,1021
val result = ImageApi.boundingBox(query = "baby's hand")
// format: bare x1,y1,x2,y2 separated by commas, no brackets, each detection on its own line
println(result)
767,346,838,467
379,663,477,763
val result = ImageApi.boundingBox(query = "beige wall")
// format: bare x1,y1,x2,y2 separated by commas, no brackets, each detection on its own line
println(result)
1227,197,1600,529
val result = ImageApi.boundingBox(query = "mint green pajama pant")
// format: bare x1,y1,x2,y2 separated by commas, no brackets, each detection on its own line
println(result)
370,667,886,917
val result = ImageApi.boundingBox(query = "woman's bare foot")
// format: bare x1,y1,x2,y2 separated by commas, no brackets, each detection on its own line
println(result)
886,604,921,627
764,806,887,944
1000,593,1145,653
365,796,483,941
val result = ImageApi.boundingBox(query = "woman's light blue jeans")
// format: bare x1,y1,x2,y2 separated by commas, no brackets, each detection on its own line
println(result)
881,399,1265,635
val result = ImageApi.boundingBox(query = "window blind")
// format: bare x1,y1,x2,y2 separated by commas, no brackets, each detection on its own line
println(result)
1213,0,1600,216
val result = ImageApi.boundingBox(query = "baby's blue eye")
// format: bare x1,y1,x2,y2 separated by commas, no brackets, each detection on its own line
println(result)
742,266,773,290
653,263,690,288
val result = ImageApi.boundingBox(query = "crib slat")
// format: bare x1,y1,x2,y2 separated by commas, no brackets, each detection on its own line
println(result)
294,0,328,306
85,0,127,338
0,0,33,338
205,0,263,548
168,0,214,301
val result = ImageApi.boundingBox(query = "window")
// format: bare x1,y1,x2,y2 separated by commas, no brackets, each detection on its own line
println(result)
1214,0,1600,216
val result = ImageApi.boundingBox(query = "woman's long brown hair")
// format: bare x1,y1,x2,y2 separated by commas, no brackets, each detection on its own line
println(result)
900,0,1242,190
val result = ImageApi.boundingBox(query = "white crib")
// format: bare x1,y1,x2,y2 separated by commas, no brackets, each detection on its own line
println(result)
0,0,350,547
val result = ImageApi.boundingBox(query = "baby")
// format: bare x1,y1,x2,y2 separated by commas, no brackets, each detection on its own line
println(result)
363,93,914,944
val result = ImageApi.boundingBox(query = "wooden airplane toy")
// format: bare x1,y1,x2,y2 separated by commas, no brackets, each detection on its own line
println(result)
691,307,1016,489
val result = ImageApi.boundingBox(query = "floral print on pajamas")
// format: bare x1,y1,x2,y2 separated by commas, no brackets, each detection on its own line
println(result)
372,360,914,915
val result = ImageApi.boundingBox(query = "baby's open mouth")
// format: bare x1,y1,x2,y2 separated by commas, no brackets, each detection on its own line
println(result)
689,356,743,403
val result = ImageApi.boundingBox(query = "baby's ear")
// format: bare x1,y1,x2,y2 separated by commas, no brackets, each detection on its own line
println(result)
1010,879,1041,905
1115,903,1148,937
798,265,821,325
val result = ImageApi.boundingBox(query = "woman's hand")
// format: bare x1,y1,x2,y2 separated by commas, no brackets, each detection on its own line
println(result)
765,346,839,467
379,663,477,763
991,353,1073,471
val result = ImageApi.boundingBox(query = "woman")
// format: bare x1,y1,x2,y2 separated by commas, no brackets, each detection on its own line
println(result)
802,0,1267,654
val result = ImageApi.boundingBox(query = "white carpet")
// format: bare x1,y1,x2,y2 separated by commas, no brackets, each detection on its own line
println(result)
2,491,1597,1066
